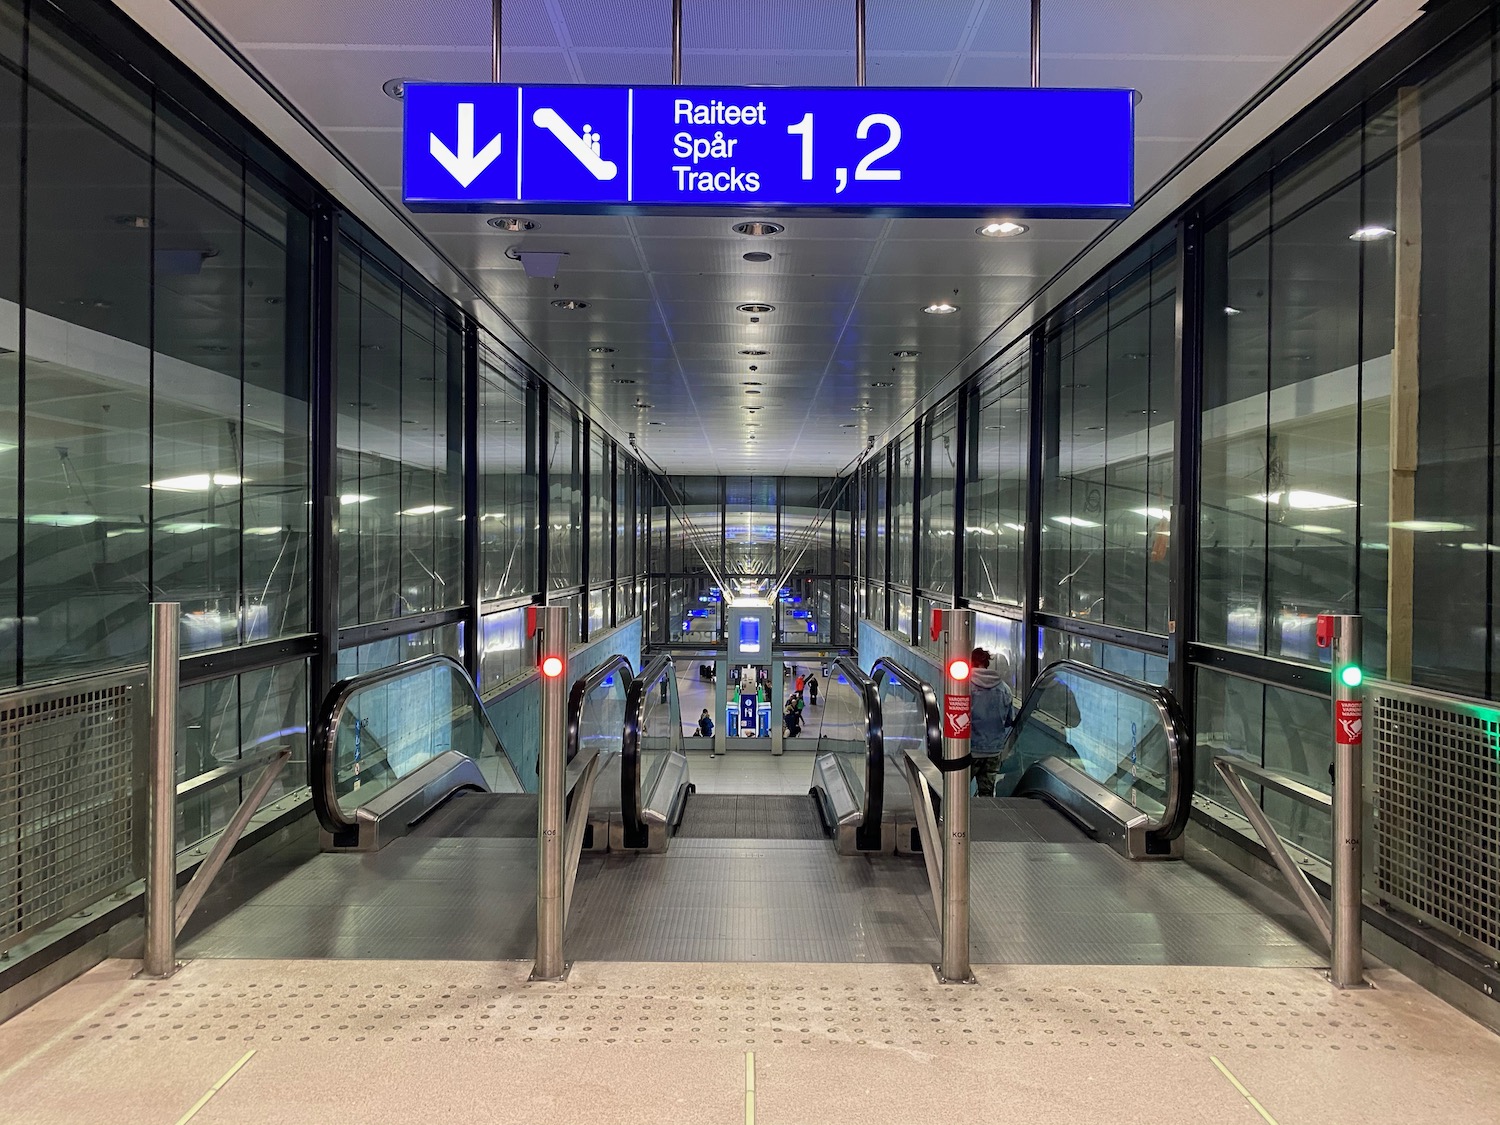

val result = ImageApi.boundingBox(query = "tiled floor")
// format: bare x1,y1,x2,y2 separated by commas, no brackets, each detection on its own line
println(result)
2,957,1497,1125
684,747,818,794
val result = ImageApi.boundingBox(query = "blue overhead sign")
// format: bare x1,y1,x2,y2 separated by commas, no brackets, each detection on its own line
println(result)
403,84,1134,215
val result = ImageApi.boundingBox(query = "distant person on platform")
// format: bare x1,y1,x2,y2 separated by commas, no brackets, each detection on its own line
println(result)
807,673,820,706
969,647,1015,797
696,709,714,739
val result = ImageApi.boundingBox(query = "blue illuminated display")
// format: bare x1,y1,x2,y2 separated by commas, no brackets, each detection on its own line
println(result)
403,84,1134,215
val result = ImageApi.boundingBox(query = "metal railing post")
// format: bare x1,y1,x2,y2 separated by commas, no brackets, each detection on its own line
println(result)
532,606,569,981
1325,613,1367,988
141,602,179,979
939,608,974,983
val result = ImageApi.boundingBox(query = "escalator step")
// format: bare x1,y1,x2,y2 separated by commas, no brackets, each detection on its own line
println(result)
676,795,825,840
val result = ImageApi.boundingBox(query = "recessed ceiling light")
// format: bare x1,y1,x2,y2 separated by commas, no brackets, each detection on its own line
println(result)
382,78,407,99
1062,383,1090,390
922,302,959,315
737,303,774,314
1255,489,1355,511
647,420,664,426
977,220,1028,238
892,350,919,359
739,349,767,356
551,299,588,310
869,381,894,389
1224,306,1242,316
742,381,762,386
612,378,636,384
589,346,615,353
1350,225,1395,241
840,423,858,428
488,217,537,231
743,251,772,262
745,406,761,412
635,402,654,409
1388,519,1468,532
744,389,762,395
733,221,783,237
852,404,873,412
1086,425,1105,431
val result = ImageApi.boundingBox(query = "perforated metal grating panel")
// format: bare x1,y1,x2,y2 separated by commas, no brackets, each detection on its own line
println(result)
0,671,146,951
1370,683,1500,961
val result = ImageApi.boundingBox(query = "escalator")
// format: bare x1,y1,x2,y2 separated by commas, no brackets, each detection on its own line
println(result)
810,656,1191,863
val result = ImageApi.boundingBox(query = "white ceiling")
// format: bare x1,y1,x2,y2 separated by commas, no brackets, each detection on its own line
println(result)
181,0,1362,474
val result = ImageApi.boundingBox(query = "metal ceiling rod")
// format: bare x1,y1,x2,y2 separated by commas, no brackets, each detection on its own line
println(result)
1030,0,1041,87
671,0,683,84
855,0,866,87
491,0,502,82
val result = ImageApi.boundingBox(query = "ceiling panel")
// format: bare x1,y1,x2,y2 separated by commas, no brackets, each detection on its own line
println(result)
186,0,1359,473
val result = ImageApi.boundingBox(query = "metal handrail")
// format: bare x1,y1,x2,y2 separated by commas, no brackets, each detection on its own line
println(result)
311,654,504,838
1010,659,1192,847
830,656,885,851
620,652,676,847
869,656,943,768
565,653,635,764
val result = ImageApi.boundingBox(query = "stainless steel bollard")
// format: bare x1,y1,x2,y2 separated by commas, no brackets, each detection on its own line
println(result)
939,608,974,983
532,606,569,981
1323,613,1367,989
141,602,180,979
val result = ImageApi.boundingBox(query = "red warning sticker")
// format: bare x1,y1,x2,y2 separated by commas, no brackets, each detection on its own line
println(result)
1335,699,1363,746
944,693,971,740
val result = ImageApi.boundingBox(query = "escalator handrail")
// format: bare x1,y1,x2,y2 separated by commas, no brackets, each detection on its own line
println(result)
1011,659,1192,845
566,653,636,765
620,652,677,843
829,656,884,850
868,656,944,769
311,654,504,836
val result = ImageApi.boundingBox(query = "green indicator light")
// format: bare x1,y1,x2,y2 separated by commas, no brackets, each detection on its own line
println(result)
1339,665,1364,689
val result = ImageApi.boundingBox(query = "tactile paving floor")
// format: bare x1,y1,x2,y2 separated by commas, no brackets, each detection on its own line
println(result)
4,959,1499,1125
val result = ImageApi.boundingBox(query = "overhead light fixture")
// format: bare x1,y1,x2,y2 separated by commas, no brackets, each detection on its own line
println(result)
892,350,919,359
162,522,222,534
869,381,894,388
1293,524,1341,535
742,380,762,386
1224,306,1243,316
739,349,767,356
923,302,959,315
1255,489,1356,511
635,401,654,409
106,528,146,538
1004,522,1027,531
550,299,588,310
1388,519,1468,532
340,494,374,505
488,217,537,231
589,346,615,354
1350,225,1395,241
744,389,762,395
733,221,783,237
26,513,97,527
1132,507,1171,520
743,251,772,262
647,420,664,426
840,423,857,428
852,404,873,412
737,303,774,314
976,220,1027,238
381,78,407,100
148,472,243,492
1052,515,1099,528
613,377,637,385
245,526,284,536
398,504,454,516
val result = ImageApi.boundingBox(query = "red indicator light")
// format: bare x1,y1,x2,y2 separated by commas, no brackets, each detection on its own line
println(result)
540,655,565,679
947,658,971,682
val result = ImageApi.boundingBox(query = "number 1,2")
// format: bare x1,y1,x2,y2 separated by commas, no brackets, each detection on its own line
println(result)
786,112,902,192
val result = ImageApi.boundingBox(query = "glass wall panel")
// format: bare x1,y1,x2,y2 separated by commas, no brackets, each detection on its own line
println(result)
21,19,153,680
478,604,528,693
478,352,535,601
1040,233,1176,635
964,348,1029,608
890,432,914,588
337,241,464,624
337,623,460,678
548,401,583,590
588,428,610,590
0,4,17,684
919,399,958,596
